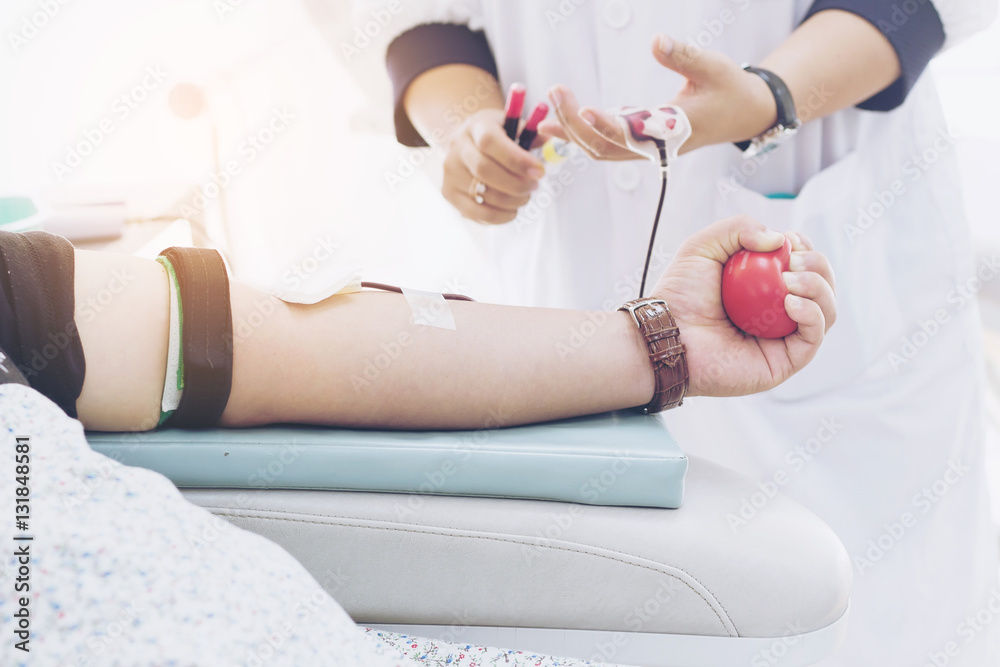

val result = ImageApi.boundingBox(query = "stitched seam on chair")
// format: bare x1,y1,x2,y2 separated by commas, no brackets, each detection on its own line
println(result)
210,510,736,636
209,505,734,628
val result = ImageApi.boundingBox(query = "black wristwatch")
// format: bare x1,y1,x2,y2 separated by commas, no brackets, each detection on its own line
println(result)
734,65,801,158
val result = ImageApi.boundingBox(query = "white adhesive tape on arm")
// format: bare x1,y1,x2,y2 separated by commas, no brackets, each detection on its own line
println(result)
400,287,457,330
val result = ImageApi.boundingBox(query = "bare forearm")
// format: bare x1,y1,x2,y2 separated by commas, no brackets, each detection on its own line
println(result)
403,64,503,146
761,9,901,124
73,250,652,432
222,287,654,430
71,217,836,434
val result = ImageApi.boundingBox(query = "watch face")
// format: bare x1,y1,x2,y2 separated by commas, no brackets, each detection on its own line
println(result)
744,125,796,158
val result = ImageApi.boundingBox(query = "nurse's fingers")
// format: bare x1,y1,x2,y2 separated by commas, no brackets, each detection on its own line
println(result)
783,271,837,333
549,94,602,160
444,183,519,225
459,138,539,197
536,118,570,142
790,250,836,293
549,86,620,159
463,171,532,210
652,34,728,82
577,106,635,154
467,120,545,184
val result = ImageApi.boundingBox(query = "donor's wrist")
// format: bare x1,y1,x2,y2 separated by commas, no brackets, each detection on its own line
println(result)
618,298,689,413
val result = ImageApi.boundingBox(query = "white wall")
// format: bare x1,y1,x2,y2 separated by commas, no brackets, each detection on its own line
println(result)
0,0,502,300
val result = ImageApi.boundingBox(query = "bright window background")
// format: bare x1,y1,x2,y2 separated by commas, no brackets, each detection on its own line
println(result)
0,0,502,300
1,1,999,514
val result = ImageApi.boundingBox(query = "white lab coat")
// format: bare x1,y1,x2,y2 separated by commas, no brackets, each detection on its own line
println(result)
359,1,1000,664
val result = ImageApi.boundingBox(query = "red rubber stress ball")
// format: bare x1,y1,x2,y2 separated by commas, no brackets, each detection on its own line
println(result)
721,237,798,339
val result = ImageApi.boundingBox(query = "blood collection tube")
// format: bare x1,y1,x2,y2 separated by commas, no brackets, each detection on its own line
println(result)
503,83,526,141
518,102,549,150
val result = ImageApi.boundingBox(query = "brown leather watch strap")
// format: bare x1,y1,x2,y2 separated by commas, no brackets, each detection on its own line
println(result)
619,298,689,414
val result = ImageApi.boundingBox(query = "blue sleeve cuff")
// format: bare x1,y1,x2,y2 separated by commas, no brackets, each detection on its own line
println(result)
803,0,945,111
386,23,499,147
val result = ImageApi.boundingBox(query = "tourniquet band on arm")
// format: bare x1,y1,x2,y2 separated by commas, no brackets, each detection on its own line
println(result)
157,247,233,428
0,230,86,417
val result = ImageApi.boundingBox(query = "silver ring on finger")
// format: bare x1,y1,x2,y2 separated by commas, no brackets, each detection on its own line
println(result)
469,178,487,205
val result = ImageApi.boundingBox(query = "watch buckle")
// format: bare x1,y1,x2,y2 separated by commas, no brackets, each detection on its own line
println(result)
620,298,668,326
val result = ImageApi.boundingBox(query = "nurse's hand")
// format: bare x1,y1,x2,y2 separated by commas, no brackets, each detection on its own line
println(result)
539,35,778,157
542,86,645,161
442,108,547,225
651,215,836,398
650,34,778,153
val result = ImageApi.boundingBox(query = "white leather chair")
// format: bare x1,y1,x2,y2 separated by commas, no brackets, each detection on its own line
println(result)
88,414,851,666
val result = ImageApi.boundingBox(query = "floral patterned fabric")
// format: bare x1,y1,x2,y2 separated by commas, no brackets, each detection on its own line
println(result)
366,629,606,667
0,384,604,667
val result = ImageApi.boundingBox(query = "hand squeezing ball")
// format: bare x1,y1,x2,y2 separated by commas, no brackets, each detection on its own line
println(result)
721,237,798,339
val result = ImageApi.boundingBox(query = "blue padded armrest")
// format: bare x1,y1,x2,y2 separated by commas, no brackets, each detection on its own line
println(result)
86,412,687,508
